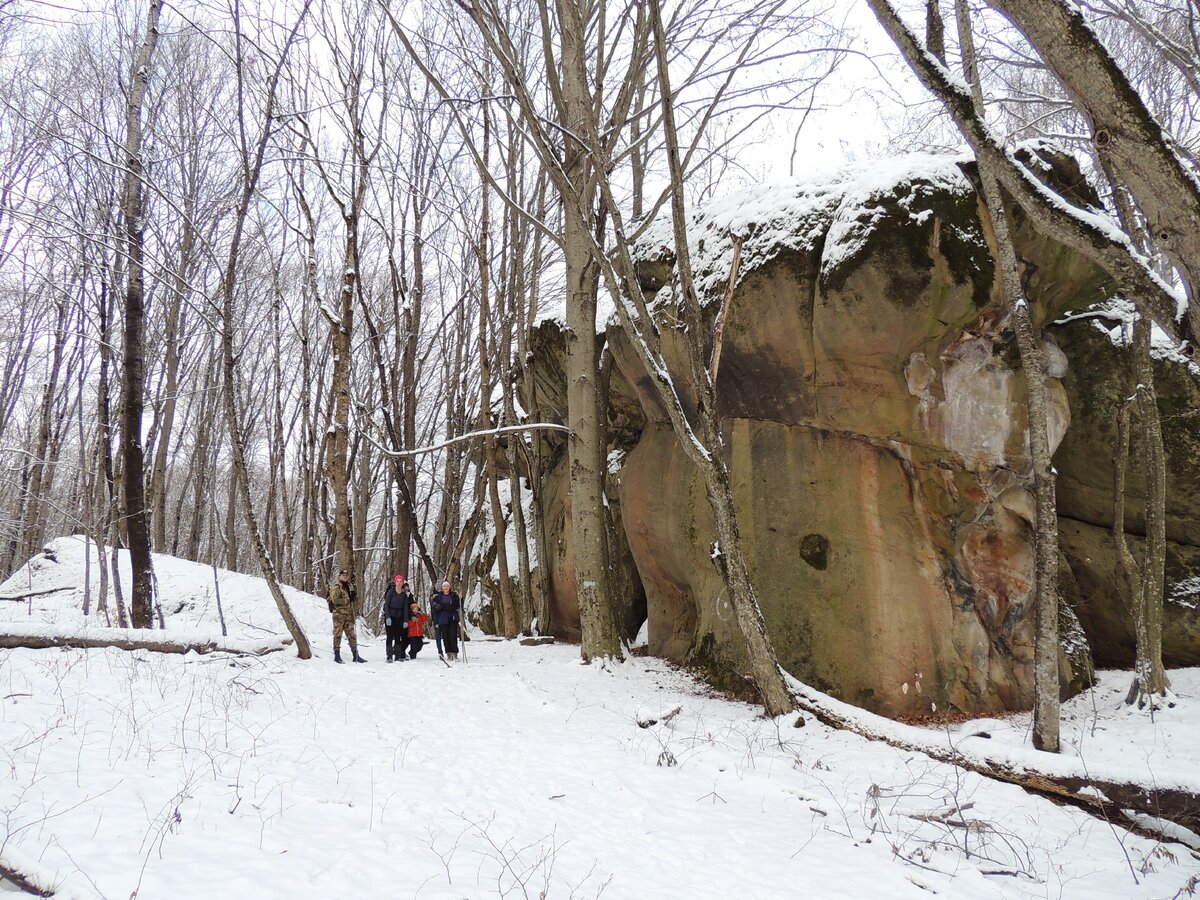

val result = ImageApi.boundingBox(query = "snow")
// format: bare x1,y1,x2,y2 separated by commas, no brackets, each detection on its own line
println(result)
1169,576,1200,610
633,154,979,310
0,537,329,640
1056,296,1200,377
536,155,991,332
3,539,1200,898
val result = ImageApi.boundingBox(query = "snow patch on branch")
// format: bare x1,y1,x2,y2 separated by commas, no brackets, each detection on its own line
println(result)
1063,297,1200,376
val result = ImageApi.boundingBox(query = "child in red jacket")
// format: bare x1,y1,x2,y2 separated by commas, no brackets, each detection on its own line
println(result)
405,600,429,660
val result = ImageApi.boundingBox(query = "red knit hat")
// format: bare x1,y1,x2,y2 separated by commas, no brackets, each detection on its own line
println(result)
394,574,406,582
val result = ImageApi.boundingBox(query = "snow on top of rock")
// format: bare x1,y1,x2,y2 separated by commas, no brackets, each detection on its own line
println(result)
535,154,979,330
635,153,976,309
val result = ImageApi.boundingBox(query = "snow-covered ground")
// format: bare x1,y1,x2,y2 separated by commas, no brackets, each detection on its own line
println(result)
1,538,1198,899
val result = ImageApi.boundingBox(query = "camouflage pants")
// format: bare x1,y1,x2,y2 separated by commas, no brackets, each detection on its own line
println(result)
332,605,358,653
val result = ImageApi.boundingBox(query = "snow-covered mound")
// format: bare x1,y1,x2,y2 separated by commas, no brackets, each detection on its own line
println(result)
0,535,331,646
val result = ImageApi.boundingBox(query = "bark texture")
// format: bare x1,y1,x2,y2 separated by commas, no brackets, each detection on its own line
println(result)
119,0,164,629
558,0,623,661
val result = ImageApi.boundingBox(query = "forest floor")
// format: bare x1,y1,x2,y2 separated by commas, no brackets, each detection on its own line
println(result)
1,537,1198,899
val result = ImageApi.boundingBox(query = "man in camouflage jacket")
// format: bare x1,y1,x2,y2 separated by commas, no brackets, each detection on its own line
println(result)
328,569,366,664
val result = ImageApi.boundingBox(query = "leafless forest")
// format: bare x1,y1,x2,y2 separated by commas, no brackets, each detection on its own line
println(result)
1,0,1197,748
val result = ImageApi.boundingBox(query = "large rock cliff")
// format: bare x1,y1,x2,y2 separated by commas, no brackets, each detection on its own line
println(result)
517,152,1200,718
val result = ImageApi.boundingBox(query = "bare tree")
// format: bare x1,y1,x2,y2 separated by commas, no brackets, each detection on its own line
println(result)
215,0,314,658
1113,313,1169,704
952,0,1060,750
117,0,164,629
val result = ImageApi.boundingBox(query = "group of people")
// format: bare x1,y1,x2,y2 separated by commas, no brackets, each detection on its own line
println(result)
326,570,462,665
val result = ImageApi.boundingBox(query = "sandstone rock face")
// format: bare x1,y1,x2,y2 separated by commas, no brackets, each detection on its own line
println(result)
1051,310,1200,667
526,152,1197,717
602,155,1111,717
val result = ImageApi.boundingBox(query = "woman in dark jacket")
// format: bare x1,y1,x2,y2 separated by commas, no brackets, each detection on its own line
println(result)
430,580,461,661
382,575,414,662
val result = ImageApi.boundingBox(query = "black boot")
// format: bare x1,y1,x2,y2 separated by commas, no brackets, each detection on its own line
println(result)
352,652,367,663
334,649,344,664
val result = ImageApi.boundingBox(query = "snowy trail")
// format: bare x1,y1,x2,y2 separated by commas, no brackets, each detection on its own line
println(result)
2,539,1198,898
3,639,1198,899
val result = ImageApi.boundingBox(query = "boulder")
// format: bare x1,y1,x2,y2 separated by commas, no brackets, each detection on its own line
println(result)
526,151,1198,717
611,154,1104,717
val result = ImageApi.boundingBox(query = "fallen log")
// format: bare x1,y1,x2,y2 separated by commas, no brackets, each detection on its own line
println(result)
0,626,290,658
0,586,76,602
0,863,53,898
784,678,1200,840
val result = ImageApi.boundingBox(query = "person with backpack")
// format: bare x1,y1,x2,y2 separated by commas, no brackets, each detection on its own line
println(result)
430,580,461,661
327,568,365,664
381,574,414,663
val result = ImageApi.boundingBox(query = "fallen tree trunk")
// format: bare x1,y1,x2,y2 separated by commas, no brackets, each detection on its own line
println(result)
0,863,53,898
0,629,289,657
785,679,1200,838
0,864,53,898
0,586,76,602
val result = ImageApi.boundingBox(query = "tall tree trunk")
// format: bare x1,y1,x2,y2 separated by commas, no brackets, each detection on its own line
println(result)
119,0,164,629
956,0,1060,750
96,274,124,628
398,184,425,580
1115,315,1170,704
1133,312,1168,701
503,158,535,635
558,0,622,661
475,94,517,637
214,6,313,659
642,0,793,714
327,225,357,577
522,180,555,634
